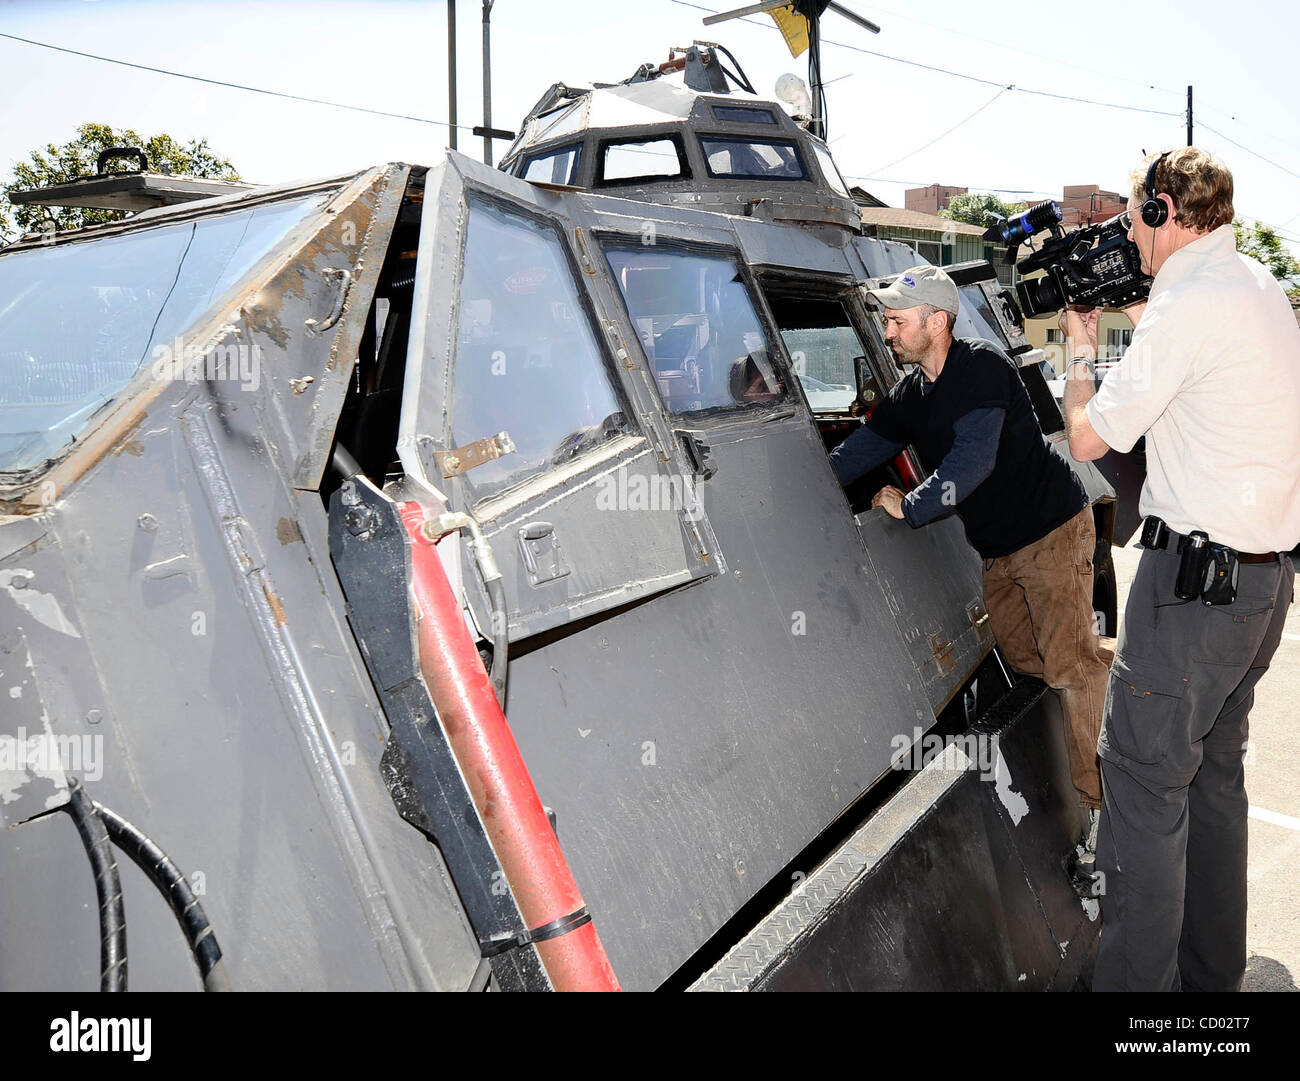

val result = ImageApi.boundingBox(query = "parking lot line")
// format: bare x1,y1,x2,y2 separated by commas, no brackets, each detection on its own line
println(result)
1249,806,1300,830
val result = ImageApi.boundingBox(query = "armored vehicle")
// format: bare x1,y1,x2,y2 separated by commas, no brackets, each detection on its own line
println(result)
0,44,1117,991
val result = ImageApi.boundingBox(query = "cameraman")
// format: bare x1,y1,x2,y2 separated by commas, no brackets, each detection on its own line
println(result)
1062,147,1300,992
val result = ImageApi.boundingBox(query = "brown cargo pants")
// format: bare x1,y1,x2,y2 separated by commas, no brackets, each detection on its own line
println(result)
982,506,1109,808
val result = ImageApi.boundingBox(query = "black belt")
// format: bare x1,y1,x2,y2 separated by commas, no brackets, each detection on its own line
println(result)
1141,516,1280,564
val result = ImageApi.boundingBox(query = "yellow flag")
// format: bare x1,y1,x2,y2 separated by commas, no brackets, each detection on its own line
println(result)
768,5,809,58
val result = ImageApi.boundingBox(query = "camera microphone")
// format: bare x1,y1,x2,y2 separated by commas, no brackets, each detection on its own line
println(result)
983,200,1063,247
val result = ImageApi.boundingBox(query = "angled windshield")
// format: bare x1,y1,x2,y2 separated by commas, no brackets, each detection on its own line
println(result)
449,198,625,506
521,144,583,186
0,194,327,475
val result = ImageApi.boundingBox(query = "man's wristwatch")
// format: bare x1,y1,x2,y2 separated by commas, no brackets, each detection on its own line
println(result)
1067,356,1097,377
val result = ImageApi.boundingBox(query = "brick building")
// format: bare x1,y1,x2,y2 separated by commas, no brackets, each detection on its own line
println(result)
904,183,966,215
1058,183,1127,226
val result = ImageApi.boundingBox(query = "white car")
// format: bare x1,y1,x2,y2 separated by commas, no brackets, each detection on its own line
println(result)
797,372,856,412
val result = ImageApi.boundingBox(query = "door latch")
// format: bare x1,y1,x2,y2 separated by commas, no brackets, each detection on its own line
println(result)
676,430,715,480
517,521,570,587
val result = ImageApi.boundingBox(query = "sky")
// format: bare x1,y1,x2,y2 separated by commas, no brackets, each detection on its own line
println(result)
1,0,1297,256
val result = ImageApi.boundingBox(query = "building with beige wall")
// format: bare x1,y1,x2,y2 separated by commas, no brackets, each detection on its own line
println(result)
1022,291,1138,374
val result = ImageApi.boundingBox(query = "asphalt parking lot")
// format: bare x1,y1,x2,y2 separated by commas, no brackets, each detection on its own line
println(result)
1110,541,1300,992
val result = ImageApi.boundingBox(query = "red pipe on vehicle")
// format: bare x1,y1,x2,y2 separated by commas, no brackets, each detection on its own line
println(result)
895,450,924,491
399,502,620,992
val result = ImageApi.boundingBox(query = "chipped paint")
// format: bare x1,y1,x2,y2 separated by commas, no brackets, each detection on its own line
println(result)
0,570,81,638
0,718,70,823
992,747,1028,825
276,518,304,546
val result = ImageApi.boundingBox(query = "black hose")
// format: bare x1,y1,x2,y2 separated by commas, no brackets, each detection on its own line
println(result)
63,778,127,992
711,43,756,94
486,577,509,706
332,443,364,482
94,801,232,992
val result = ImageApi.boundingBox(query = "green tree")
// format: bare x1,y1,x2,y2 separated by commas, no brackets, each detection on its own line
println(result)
939,191,1028,227
1,122,240,240
1233,219,1300,285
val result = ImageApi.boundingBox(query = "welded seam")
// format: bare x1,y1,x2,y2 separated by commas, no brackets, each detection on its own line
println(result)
181,407,436,990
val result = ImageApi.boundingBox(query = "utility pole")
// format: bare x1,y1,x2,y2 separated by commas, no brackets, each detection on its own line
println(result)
482,0,494,165
448,0,458,151
1187,85,1193,147
471,1,514,167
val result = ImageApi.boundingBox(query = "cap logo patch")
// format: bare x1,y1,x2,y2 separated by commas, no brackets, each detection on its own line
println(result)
900,275,916,286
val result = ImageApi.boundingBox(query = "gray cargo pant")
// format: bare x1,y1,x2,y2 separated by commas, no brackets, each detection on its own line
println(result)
1093,546,1294,992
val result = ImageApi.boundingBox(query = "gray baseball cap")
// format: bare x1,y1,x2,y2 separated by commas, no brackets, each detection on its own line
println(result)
868,264,958,315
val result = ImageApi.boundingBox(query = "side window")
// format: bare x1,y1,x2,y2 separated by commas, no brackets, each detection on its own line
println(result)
521,143,582,186
914,240,941,264
604,244,785,417
599,137,687,184
698,137,805,180
711,105,779,125
450,199,626,506
956,282,1005,345
810,141,850,197
766,296,864,413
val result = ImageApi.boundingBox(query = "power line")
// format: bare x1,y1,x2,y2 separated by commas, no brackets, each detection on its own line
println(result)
1239,213,1300,245
666,0,1182,117
1197,120,1300,183
1197,105,1300,158
9,14,1296,228
834,0,1188,100
866,85,1010,175
842,173,1056,199
0,31,473,131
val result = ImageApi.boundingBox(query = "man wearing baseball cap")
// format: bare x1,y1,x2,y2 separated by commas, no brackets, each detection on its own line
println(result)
830,264,1110,873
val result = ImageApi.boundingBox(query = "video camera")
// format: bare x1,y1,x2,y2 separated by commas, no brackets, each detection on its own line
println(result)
982,200,1152,319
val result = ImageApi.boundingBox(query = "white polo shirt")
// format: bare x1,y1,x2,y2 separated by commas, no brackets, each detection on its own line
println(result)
1087,223,1300,553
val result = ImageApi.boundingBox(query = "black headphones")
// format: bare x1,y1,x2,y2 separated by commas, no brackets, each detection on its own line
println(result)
1141,150,1172,228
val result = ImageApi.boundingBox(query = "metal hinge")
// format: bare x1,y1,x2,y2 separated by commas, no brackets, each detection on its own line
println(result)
929,631,955,677
967,600,993,644
435,432,516,478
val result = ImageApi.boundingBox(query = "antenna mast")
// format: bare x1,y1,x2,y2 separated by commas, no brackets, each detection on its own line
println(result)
702,1,880,141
